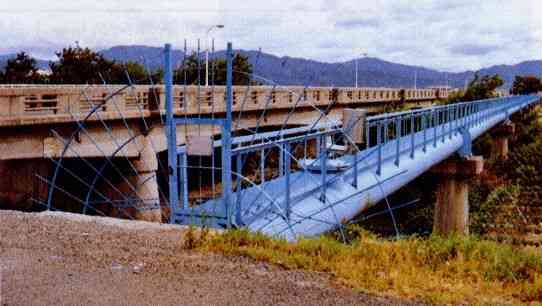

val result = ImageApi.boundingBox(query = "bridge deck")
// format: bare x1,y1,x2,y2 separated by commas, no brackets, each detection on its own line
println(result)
0,85,447,127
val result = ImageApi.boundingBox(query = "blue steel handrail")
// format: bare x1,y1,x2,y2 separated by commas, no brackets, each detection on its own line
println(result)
171,93,537,229
259,95,538,239
225,95,537,228
364,96,534,174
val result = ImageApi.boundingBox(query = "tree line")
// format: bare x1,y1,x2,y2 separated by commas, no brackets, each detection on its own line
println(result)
0,47,253,85
446,73,542,104
2,47,542,95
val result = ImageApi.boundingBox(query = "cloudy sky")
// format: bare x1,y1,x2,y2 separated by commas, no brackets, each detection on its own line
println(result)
1,0,541,72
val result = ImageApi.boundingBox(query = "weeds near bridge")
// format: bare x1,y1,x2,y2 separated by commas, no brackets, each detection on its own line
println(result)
191,227,542,304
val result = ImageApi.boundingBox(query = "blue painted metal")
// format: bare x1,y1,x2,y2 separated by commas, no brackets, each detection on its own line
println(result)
165,44,179,223
223,42,234,227
285,143,291,220
260,149,265,184
320,135,327,202
352,151,358,188
377,123,382,175
167,42,235,227
410,111,415,159
458,127,472,157
236,153,243,225
247,95,538,239
160,53,539,238
202,95,537,238
46,85,131,210
395,117,401,166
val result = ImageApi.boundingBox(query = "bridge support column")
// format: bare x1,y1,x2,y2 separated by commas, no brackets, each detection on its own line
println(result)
431,156,484,236
0,160,50,210
491,121,515,160
130,136,161,222
342,108,367,150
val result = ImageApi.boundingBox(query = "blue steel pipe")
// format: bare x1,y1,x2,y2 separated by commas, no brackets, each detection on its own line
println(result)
248,95,539,239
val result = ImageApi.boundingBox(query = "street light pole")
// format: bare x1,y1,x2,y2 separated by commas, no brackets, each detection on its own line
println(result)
355,58,358,88
205,24,224,86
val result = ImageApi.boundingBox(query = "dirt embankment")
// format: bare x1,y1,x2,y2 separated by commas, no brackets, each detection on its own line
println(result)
0,210,420,306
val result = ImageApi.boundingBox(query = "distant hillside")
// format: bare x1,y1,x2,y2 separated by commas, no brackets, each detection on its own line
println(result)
473,61,542,90
2,45,542,89
99,46,456,88
98,45,542,89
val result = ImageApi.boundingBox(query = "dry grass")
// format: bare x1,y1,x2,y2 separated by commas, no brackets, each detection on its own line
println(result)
187,226,542,305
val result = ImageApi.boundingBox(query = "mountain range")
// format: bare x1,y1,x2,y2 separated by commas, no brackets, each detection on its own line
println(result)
2,45,542,89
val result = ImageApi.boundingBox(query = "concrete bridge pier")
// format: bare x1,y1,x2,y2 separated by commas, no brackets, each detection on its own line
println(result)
0,160,50,210
491,121,515,160
431,156,484,236
342,108,367,151
125,136,162,222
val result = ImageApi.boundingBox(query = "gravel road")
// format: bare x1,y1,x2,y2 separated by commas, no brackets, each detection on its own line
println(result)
0,210,421,306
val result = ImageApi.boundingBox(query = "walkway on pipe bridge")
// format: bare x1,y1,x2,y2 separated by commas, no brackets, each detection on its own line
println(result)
166,44,541,240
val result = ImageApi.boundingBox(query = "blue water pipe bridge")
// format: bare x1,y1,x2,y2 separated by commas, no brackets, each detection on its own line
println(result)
163,43,540,240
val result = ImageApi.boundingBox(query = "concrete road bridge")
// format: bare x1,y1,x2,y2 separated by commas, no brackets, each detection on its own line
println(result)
0,83,446,218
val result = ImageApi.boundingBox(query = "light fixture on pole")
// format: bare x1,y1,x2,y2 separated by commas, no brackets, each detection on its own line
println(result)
206,24,224,86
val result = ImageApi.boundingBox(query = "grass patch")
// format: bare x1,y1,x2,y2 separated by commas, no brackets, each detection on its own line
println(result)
187,227,542,304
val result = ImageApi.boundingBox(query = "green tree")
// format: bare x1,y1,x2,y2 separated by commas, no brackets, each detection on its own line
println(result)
174,52,253,85
50,47,116,84
510,75,542,95
49,47,131,84
462,73,504,101
3,52,42,83
447,73,504,103
445,89,465,104
49,46,160,84
213,53,253,85
115,61,162,84
173,53,200,85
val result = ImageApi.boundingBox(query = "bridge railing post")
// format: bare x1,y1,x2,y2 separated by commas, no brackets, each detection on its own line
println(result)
320,134,328,200
164,43,179,223
285,142,291,220
410,111,415,159
441,108,446,143
223,42,233,228
365,119,370,150
395,116,401,166
422,112,427,153
383,119,389,144
431,110,438,148
260,148,265,184
236,152,243,225
377,122,382,175
353,149,358,188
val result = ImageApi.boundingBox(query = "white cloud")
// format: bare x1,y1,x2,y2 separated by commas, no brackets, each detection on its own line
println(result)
0,0,540,71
